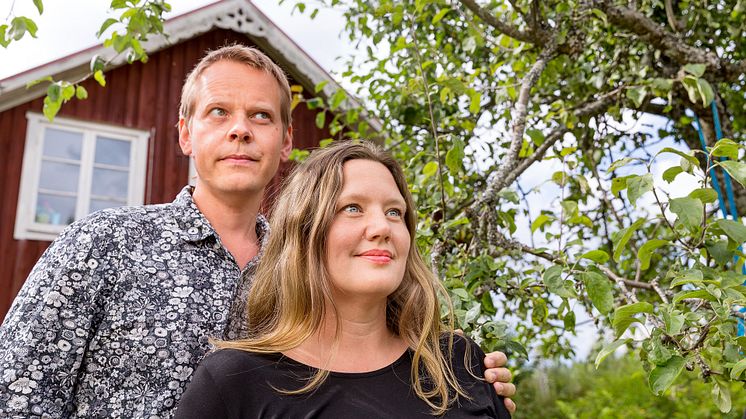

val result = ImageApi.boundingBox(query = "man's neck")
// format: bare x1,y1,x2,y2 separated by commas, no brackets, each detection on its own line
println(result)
192,186,263,269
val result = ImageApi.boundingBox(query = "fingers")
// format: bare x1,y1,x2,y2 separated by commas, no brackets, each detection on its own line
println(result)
483,351,508,368
503,397,516,414
484,367,512,384
493,381,516,398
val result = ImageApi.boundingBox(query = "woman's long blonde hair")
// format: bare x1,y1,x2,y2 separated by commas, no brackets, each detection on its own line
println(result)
217,141,468,414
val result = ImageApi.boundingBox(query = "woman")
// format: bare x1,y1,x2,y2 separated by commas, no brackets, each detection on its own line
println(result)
176,142,511,418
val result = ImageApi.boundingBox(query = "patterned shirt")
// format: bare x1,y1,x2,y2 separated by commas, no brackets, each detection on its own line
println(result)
0,186,269,418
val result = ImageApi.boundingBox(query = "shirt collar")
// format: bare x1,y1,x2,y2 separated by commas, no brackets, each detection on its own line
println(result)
170,186,271,255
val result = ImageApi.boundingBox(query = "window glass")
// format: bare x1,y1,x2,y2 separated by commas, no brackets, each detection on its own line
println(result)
43,128,83,160
91,168,129,200
89,199,124,213
35,193,76,225
95,136,131,167
38,161,80,193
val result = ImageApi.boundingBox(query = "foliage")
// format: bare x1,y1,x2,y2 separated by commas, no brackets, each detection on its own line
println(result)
7,0,746,412
2,0,171,120
287,0,746,412
512,352,746,419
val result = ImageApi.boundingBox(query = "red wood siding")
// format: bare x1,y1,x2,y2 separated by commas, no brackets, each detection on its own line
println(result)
0,28,332,319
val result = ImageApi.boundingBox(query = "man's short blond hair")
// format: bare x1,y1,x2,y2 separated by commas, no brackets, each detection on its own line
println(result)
179,45,292,130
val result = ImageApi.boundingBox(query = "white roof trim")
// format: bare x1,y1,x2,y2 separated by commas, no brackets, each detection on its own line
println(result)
0,0,379,131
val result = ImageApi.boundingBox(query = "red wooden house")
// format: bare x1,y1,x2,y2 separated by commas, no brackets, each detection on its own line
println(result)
0,0,363,320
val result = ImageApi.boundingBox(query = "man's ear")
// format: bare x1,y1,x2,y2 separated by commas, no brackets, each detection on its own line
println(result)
178,118,192,156
280,125,293,162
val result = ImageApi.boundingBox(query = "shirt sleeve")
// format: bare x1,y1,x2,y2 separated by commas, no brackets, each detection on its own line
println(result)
461,336,512,419
174,358,231,418
0,217,116,417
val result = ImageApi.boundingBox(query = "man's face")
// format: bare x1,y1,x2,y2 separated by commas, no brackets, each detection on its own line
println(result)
178,60,293,199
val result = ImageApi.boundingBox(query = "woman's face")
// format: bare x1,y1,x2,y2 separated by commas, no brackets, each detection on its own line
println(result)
325,159,411,303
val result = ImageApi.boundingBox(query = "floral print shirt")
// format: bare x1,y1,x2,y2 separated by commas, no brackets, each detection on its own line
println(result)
0,186,269,418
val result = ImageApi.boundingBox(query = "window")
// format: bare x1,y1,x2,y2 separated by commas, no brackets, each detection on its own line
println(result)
14,112,150,241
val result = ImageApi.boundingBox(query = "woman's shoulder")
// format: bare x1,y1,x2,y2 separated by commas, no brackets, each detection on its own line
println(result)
440,333,486,360
199,348,282,379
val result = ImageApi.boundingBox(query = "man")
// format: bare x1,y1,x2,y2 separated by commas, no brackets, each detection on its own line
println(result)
0,45,515,417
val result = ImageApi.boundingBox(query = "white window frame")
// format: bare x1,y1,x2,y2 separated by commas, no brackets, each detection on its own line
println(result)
14,112,150,241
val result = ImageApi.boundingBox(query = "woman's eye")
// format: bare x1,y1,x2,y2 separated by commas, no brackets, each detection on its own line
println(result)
209,108,227,117
342,204,361,213
386,208,403,218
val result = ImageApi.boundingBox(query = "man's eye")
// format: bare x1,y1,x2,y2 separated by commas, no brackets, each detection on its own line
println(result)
386,208,403,217
254,112,270,120
209,108,227,117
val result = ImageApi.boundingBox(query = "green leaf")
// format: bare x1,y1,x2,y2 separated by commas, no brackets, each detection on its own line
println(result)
46,83,60,102
314,80,328,94
683,63,706,77
94,70,106,87
431,8,450,24
672,289,714,304
729,358,746,379
315,111,326,129
656,147,699,166
329,89,346,111
531,214,551,233
445,139,465,174
626,173,653,207
468,91,481,114
716,219,746,244
670,269,703,288
688,188,718,204
669,197,703,230
711,139,739,160
595,338,630,369
563,311,575,331
612,301,653,338
581,272,613,313
649,355,685,395
0,25,8,47
612,219,644,262
625,86,647,107
712,377,732,413
682,75,700,105
662,310,685,335
97,18,118,37
580,249,610,264
422,161,438,178
543,266,575,299
611,176,629,196
637,239,668,270
25,75,52,88
526,129,544,146
33,0,44,14
608,157,637,172
696,78,715,107
42,96,61,121
720,161,746,188
75,85,88,100
662,166,683,183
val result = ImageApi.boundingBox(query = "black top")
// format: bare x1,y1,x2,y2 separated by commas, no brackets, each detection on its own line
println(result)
175,336,511,418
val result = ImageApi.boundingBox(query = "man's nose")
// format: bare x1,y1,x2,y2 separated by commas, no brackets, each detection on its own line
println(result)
228,116,252,142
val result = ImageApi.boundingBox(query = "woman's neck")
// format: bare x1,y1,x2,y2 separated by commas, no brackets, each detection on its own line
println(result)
284,300,408,372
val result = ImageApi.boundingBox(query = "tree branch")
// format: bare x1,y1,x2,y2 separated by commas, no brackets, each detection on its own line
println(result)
458,0,538,44
598,0,746,81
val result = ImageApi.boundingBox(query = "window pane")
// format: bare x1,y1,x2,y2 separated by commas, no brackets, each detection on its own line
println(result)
91,168,129,199
43,128,83,160
38,161,80,193
35,193,76,225
89,199,124,213
95,136,131,167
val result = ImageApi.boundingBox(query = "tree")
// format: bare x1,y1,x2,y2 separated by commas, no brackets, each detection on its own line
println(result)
5,0,746,412
287,0,746,412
